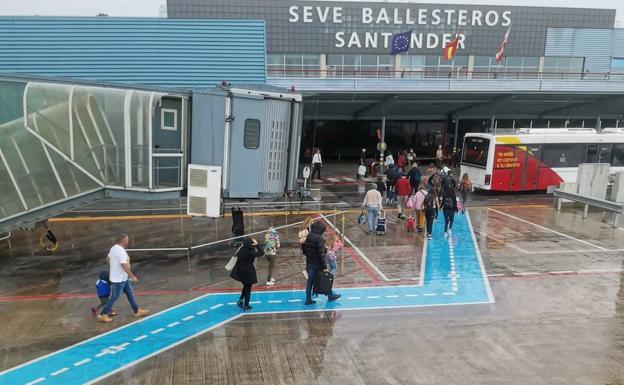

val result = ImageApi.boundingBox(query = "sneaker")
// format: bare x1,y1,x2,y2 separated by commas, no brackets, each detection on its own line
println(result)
328,294,341,302
108,312,118,317
243,305,252,311
270,277,276,283
427,234,432,240
448,229,452,235
266,281,275,286
91,307,97,317
134,308,150,318
237,299,244,309
305,299,317,305
97,314,113,323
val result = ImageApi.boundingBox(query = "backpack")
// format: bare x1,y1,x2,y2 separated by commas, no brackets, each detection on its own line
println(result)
443,196,455,209
424,194,436,210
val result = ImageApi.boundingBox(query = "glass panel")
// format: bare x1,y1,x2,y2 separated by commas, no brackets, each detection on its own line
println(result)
378,55,394,66
453,56,468,67
244,119,261,149
284,54,301,66
153,157,181,188
26,83,72,157
267,54,284,65
506,57,522,67
462,137,490,167
327,54,342,66
612,144,624,167
361,54,377,66
543,57,557,69
302,54,320,65
129,92,152,188
474,56,490,67
613,58,624,73
541,143,586,167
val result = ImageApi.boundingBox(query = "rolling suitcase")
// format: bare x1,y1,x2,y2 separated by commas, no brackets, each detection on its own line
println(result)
313,271,334,295
375,214,387,235
406,217,416,232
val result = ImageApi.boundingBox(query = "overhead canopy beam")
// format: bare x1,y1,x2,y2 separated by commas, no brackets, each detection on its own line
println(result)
354,95,398,119
539,96,624,118
450,95,514,118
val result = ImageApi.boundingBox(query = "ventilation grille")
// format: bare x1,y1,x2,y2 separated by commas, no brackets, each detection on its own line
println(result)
188,196,207,215
189,168,208,187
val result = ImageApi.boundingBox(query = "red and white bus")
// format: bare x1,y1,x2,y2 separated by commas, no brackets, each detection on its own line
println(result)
460,128,624,191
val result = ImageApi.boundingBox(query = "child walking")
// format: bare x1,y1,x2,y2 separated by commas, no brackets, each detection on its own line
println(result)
91,271,116,317
325,234,343,276
264,227,281,286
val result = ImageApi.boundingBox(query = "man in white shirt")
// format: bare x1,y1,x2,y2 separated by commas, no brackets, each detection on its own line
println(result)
436,145,444,168
311,148,322,181
362,183,383,233
98,233,149,323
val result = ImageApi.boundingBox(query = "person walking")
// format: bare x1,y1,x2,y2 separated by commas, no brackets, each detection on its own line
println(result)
407,163,421,193
302,221,341,305
263,227,281,286
385,163,400,203
442,185,459,238
397,150,407,172
385,152,394,167
98,233,149,323
407,148,416,169
413,183,428,233
325,234,343,276
362,183,383,233
423,190,439,240
311,148,322,181
435,145,443,169
231,237,264,310
298,216,314,278
459,173,472,213
395,173,411,220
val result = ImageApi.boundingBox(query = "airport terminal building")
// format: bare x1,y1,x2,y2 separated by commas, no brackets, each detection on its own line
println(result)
169,0,624,158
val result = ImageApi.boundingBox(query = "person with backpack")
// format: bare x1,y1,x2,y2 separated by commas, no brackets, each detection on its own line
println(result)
423,190,439,240
91,270,115,317
325,234,343,276
302,221,341,305
407,163,421,193
442,184,459,238
230,237,264,311
397,150,407,172
385,164,399,203
395,173,411,220
413,183,428,233
263,227,281,286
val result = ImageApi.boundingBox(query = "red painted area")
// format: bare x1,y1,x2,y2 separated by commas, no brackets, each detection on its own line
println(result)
491,145,563,191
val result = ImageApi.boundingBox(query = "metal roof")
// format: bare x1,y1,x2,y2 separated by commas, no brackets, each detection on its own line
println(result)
0,17,267,87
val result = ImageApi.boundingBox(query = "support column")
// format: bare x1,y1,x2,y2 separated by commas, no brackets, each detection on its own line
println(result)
320,54,327,78
490,115,496,133
453,118,460,150
596,115,602,132
380,115,386,173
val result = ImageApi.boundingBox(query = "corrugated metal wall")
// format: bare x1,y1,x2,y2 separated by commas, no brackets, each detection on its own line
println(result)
546,28,624,73
0,17,266,87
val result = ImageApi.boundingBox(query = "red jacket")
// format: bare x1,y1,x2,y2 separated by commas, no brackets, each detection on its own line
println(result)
395,177,411,196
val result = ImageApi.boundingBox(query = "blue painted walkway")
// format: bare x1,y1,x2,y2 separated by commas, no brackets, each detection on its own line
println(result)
0,213,493,385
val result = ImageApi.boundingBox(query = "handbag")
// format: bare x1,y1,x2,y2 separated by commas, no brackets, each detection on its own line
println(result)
357,210,367,225
225,245,243,271
406,195,415,209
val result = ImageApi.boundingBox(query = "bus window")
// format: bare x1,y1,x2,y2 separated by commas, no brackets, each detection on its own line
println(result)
612,144,624,167
541,143,586,168
586,145,598,163
598,145,611,163
462,137,490,167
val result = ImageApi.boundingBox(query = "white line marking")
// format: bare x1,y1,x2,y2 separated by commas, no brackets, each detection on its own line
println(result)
167,322,180,328
73,358,91,367
25,378,45,385
405,294,418,297
366,296,380,299
287,299,302,302
385,295,399,298
210,304,224,310
118,343,130,348
347,296,361,300
132,335,147,342
182,315,195,321
227,302,237,305
197,310,208,315
51,368,69,376
578,269,610,274
488,208,608,251
488,273,504,277
322,216,399,282
424,293,437,297
150,328,165,335
549,270,576,275
466,211,495,303
249,301,261,304
515,272,539,276
268,300,283,303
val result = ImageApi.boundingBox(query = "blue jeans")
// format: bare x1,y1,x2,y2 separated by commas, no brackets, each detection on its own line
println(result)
328,259,337,275
100,280,139,315
367,206,379,232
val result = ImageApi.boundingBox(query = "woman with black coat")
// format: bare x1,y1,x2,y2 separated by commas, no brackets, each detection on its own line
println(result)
230,237,264,310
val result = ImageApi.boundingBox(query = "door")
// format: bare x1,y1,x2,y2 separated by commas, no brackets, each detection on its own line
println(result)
523,145,541,191
152,97,184,188
510,146,527,191
228,97,266,198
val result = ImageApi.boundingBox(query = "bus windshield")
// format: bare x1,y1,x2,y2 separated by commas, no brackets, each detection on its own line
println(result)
462,137,490,167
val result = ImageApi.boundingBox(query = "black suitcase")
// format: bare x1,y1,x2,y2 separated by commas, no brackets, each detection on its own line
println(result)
313,271,334,295
231,207,244,236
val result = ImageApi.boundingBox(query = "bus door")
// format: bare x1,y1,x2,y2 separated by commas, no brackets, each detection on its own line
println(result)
523,145,541,190
510,146,527,191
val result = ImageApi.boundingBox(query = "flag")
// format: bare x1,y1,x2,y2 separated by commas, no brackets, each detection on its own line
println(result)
442,33,460,61
495,26,511,63
390,30,411,55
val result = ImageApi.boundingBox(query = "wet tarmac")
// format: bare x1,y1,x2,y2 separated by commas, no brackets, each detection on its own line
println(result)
1,182,624,384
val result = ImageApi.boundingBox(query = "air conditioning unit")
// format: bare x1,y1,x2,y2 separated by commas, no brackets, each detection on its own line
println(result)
187,164,222,217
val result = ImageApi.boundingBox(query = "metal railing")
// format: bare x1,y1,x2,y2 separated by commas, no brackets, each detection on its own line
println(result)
268,68,624,81
552,188,623,228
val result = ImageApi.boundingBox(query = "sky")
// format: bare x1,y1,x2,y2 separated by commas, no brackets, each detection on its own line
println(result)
0,0,622,25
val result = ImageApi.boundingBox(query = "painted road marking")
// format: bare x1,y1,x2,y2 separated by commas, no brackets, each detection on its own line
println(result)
50,368,68,376
268,300,283,303
132,335,147,342
443,292,456,296
182,315,195,321
167,322,180,328
488,208,608,251
197,310,208,315
73,359,90,367
0,213,493,385
25,378,45,385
